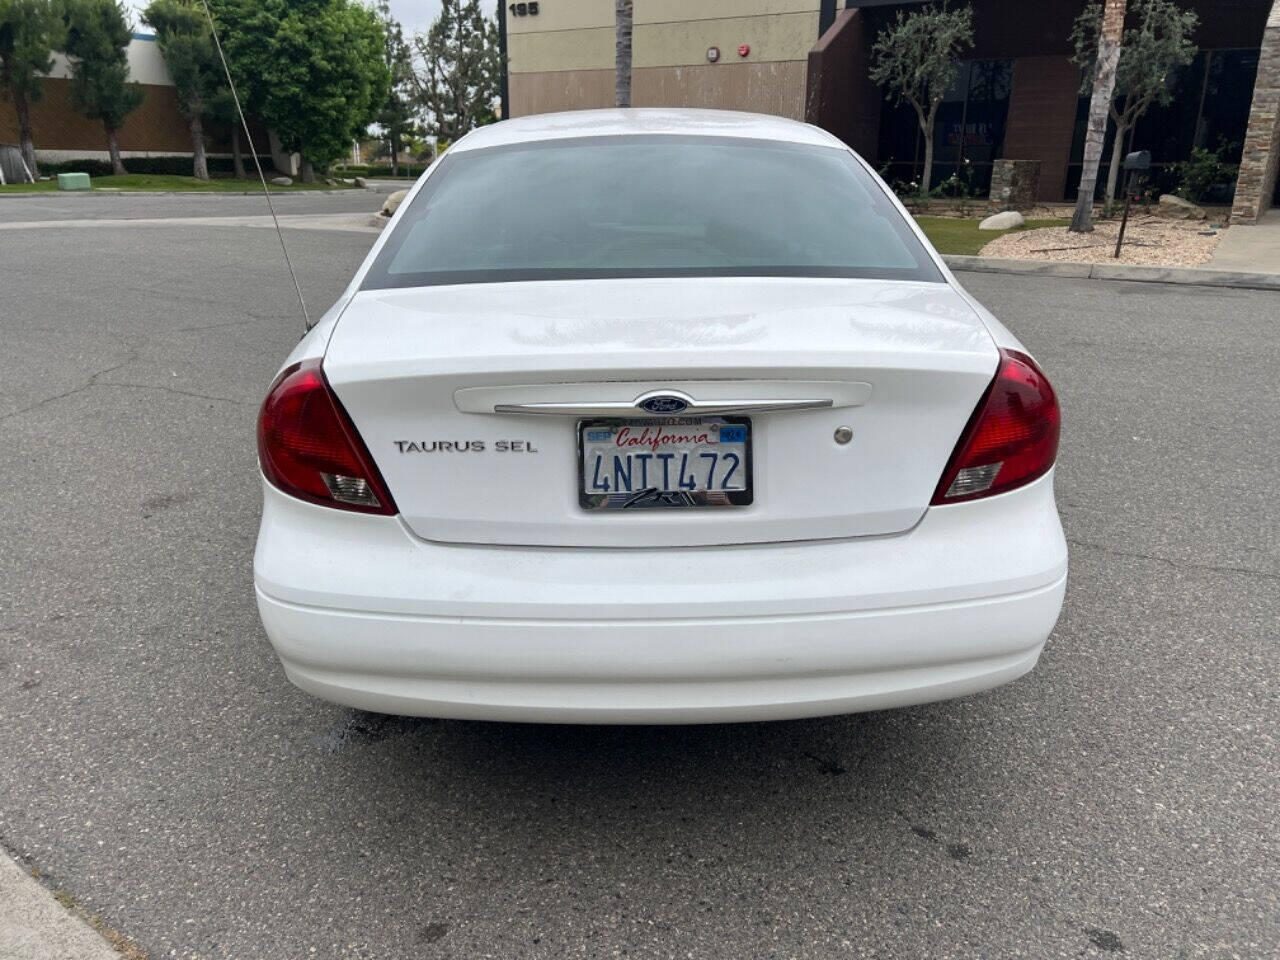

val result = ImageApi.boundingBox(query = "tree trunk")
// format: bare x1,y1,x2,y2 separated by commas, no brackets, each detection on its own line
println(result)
1070,0,1126,233
614,0,633,107
231,125,246,179
301,159,315,183
390,135,399,177
14,91,38,179
916,101,939,195
106,126,125,176
188,114,209,180
1104,120,1129,215
921,129,935,195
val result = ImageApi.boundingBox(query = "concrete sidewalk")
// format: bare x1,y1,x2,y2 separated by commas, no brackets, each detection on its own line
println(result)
0,851,122,960
943,253,1280,290
1210,209,1280,273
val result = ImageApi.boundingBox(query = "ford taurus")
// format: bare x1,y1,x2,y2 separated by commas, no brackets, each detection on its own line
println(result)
253,109,1066,724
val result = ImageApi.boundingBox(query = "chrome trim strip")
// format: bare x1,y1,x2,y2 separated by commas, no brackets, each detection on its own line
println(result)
453,380,873,414
494,397,835,416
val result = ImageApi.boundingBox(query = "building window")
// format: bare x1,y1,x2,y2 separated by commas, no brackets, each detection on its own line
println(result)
877,59,1013,195
1065,49,1260,202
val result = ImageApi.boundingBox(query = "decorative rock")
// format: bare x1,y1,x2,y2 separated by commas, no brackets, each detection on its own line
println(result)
1157,194,1207,220
380,189,408,217
269,176,292,186
979,210,1025,230
353,176,368,188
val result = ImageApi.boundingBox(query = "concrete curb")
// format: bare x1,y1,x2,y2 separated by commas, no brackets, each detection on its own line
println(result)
0,851,123,959
944,255,1280,291
0,212,381,233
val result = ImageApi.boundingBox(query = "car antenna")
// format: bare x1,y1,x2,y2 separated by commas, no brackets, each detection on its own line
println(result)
197,0,311,332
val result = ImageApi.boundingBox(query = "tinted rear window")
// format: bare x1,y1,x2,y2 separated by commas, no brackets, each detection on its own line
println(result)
362,135,942,289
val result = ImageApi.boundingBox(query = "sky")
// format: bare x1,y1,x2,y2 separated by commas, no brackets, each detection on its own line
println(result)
386,0,444,39
129,0,446,40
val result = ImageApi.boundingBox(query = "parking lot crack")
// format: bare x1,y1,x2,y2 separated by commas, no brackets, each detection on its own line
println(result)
0,356,136,424
172,317,262,333
95,381,252,406
1066,537,1279,582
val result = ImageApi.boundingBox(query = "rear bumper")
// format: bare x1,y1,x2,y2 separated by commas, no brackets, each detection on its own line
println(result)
254,473,1067,723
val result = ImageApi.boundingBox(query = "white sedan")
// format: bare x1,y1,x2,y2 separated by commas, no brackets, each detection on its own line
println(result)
253,109,1066,724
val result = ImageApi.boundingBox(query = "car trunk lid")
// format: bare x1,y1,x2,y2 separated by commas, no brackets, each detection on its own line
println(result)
323,277,997,547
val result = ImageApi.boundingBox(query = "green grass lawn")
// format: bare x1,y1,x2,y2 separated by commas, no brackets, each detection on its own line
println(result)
915,216,1069,256
0,173,357,194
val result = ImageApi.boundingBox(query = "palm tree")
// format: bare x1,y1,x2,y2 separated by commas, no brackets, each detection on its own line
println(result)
1070,0,1127,233
614,0,631,107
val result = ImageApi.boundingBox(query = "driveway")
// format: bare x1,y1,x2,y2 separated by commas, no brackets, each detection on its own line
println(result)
0,198,1276,959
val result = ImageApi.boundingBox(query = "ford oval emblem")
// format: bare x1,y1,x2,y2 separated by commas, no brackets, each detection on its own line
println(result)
638,394,689,414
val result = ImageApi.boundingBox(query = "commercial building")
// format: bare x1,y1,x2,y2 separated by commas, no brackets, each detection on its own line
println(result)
1,35,206,166
504,0,1280,222
0,34,286,175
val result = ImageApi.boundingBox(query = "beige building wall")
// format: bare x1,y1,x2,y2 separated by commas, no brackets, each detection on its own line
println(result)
507,0,822,120
505,0,612,116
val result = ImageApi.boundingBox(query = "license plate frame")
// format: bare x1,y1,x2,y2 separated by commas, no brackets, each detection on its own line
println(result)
577,416,753,511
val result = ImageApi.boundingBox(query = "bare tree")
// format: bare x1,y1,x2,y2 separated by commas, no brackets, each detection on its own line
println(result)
410,0,498,146
614,0,631,107
1070,0,1127,233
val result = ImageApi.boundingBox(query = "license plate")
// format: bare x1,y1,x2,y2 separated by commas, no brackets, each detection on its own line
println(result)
578,417,752,510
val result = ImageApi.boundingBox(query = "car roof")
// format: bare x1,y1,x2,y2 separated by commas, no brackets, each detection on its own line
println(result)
450,108,848,153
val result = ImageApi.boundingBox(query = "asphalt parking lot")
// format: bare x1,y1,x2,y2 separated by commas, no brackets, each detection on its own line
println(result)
1,195,1276,960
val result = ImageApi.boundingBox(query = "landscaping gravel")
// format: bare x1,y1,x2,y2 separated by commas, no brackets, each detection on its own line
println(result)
979,214,1223,266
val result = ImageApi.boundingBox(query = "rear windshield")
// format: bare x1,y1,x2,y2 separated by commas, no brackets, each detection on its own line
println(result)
362,135,942,289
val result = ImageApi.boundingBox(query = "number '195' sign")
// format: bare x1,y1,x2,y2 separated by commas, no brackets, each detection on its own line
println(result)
509,2,539,15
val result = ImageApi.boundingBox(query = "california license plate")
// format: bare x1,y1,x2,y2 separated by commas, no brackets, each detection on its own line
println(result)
578,417,752,510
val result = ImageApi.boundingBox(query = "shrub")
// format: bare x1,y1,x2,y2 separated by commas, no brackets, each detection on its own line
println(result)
880,157,983,213
37,155,274,177
333,161,430,178
1173,142,1239,205
929,160,980,214
40,158,114,177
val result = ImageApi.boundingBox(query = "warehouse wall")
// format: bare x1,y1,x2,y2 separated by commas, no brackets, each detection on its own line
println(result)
0,36,231,162
1001,56,1082,202
805,8,880,158
507,0,823,119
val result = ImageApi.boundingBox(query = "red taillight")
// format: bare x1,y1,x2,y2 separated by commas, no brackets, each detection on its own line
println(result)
931,348,1060,505
257,359,397,514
